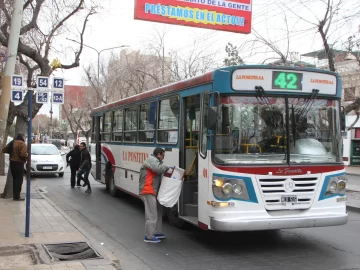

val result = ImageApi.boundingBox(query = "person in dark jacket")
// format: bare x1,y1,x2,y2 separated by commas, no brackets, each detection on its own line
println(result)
66,145,82,188
2,133,28,201
77,142,92,193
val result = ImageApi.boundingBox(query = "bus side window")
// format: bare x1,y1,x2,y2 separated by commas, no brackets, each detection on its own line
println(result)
124,106,138,142
113,110,123,142
157,96,179,144
139,101,156,143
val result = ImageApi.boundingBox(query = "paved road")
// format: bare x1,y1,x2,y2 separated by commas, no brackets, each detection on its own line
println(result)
31,162,360,270
346,174,360,187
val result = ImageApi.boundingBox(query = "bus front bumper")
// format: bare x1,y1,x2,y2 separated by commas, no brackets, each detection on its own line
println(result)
210,213,348,231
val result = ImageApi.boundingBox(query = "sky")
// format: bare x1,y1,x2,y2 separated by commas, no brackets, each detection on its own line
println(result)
38,0,360,117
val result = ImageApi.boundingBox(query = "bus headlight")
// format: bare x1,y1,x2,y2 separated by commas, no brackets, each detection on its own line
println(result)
233,184,243,195
324,174,347,198
212,175,250,201
213,179,223,187
329,181,337,193
222,183,233,195
337,180,346,191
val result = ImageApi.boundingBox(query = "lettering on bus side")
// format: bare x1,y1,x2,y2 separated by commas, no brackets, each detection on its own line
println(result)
122,151,149,164
276,168,303,175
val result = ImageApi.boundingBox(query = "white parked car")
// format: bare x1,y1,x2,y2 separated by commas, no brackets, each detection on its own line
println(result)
27,144,65,177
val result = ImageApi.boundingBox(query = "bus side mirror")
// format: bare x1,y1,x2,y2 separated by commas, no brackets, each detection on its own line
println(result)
207,107,217,130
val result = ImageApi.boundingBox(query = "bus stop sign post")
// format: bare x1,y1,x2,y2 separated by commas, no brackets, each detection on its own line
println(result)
25,89,32,237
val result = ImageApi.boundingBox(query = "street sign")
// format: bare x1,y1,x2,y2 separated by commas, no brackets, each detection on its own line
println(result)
53,77,64,91
11,75,25,90
11,90,24,102
36,76,49,91
36,92,49,104
52,92,64,104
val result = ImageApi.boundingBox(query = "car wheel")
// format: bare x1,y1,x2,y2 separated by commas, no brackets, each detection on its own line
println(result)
59,173,64,177
109,175,119,197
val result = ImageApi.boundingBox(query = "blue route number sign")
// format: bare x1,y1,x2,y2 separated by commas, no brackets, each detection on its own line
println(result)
52,92,64,104
11,90,23,102
36,92,49,104
53,77,64,90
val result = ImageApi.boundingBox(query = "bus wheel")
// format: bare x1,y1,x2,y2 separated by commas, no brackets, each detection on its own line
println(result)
109,175,119,197
166,205,186,229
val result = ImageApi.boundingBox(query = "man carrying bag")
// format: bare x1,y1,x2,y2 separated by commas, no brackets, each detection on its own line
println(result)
139,148,169,243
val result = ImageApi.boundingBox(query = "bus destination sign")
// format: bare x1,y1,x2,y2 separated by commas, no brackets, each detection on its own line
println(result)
134,0,252,34
232,68,337,95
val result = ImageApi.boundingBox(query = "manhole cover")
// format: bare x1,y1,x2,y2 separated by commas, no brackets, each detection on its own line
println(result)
42,242,102,262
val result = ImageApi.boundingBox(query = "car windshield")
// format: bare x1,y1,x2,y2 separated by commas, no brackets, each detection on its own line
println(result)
214,96,341,165
32,145,59,155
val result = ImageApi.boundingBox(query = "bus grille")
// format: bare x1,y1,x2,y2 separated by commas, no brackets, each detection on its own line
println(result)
257,176,319,210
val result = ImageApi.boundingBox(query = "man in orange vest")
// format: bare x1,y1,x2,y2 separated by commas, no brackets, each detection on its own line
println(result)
139,148,169,243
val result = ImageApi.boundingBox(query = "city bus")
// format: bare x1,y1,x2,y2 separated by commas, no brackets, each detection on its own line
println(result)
90,65,348,231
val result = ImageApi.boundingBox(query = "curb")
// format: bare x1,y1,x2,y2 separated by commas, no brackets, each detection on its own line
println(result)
346,173,360,177
35,189,121,270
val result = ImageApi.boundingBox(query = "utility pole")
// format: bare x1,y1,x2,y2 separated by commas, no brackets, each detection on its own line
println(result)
0,0,24,149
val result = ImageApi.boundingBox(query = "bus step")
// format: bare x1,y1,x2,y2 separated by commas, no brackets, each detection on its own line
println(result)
184,204,198,217
193,192,198,205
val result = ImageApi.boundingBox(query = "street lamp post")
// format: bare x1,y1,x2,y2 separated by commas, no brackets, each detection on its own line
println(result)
67,38,129,83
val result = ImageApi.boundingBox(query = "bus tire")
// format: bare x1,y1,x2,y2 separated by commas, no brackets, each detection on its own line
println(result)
166,205,186,229
109,175,119,197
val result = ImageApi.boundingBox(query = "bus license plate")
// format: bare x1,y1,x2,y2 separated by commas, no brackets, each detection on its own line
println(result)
43,166,52,170
281,196,297,203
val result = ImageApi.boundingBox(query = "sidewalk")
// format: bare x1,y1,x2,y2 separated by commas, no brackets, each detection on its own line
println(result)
346,166,360,176
0,175,120,270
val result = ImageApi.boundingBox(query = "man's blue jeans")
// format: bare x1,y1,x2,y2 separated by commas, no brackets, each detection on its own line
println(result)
77,168,91,189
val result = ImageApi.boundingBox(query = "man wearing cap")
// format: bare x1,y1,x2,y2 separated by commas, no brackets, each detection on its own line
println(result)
139,147,170,243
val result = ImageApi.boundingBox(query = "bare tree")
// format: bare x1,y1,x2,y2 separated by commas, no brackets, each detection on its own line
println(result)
0,0,98,196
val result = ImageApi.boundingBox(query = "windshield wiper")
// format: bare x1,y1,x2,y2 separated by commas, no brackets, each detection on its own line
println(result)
295,89,319,123
255,86,278,128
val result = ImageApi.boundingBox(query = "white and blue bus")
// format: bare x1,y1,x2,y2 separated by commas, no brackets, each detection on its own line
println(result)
90,65,348,231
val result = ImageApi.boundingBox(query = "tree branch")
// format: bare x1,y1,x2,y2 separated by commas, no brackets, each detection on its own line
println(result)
20,0,45,35
44,0,85,59
61,7,97,70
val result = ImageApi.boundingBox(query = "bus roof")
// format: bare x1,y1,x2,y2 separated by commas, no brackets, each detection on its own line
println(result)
92,64,340,114
92,71,213,114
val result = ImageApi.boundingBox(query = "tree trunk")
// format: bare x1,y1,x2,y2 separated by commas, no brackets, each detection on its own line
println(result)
15,116,27,135
0,125,10,176
0,167,13,199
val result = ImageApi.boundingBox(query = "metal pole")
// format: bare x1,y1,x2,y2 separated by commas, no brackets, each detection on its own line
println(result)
25,90,33,237
0,0,24,155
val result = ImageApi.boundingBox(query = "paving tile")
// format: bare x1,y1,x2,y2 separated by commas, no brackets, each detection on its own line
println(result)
33,265,52,269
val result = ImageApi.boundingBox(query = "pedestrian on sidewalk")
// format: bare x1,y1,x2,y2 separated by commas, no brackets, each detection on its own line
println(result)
66,144,82,188
139,148,170,243
2,133,28,201
77,142,92,194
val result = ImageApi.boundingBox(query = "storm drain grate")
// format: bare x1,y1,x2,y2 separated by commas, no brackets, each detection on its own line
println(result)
42,242,102,262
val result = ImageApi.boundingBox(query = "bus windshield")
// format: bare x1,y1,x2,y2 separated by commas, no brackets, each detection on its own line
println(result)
214,96,341,165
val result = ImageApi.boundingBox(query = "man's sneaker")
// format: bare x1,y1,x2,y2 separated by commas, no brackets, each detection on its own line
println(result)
85,189,92,194
144,236,161,243
154,233,166,239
